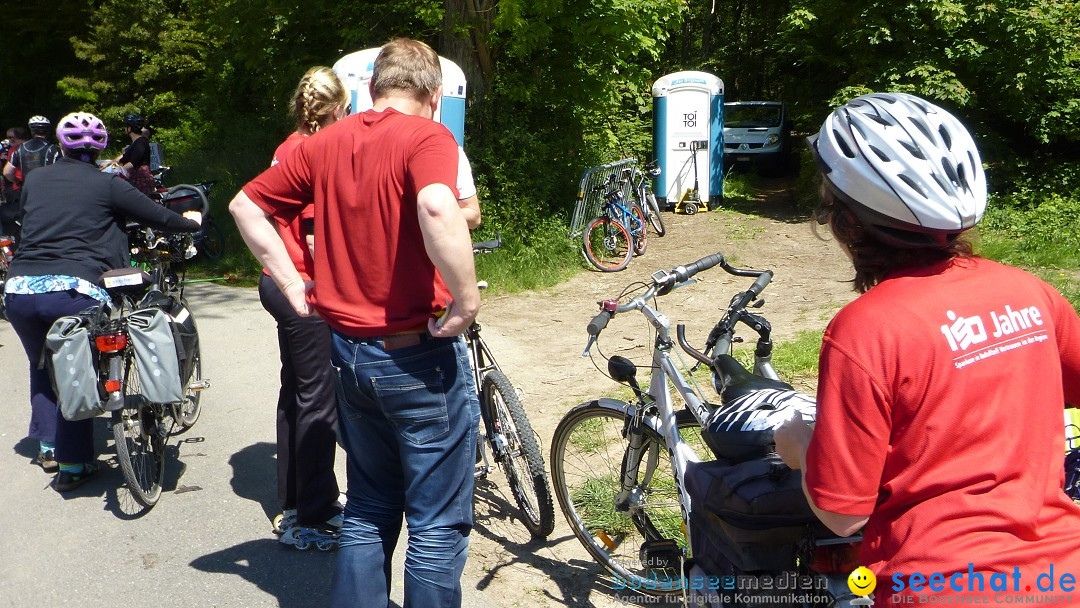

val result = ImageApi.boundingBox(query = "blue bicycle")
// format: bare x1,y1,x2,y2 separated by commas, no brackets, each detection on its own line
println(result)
582,176,648,272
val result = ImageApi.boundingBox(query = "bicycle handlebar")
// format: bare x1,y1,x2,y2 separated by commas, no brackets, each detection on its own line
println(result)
582,252,772,355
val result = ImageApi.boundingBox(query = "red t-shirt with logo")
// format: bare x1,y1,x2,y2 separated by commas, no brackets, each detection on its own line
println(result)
242,109,459,336
261,131,314,281
805,257,1080,602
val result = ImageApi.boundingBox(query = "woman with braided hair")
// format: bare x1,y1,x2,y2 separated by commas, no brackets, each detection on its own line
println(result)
259,66,349,550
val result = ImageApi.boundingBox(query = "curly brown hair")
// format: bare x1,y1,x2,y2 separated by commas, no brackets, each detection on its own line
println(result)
814,186,975,293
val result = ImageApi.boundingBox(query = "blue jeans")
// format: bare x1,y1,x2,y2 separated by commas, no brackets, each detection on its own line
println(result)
329,332,480,608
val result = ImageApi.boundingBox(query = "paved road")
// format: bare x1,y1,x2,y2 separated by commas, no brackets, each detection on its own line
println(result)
0,282,496,608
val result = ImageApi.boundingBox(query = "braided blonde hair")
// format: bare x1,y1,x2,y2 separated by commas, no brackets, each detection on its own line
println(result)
291,66,349,135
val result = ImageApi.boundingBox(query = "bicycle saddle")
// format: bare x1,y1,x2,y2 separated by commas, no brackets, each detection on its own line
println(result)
702,355,815,462
712,354,792,403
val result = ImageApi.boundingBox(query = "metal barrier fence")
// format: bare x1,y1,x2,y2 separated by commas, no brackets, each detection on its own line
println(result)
568,158,639,239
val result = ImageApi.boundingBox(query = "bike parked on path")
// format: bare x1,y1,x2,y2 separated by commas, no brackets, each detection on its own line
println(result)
549,253,861,605
470,237,555,538
581,174,648,272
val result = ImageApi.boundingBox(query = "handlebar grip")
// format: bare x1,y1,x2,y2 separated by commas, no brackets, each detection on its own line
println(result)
675,253,725,282
587,310,613,336
748,270,773,297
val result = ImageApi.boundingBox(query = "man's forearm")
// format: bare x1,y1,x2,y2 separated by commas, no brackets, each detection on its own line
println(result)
229,191,303,291
418,184,480,312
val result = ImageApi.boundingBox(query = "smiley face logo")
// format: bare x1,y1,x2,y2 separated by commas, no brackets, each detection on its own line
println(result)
848,566,877,596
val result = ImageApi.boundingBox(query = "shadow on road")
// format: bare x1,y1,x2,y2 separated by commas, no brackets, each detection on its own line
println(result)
228,441,279,523
471,480,637,608
190,538,338,608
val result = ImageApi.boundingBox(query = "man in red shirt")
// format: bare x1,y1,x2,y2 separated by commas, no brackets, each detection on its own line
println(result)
775,93,1080,605
230,38,481,607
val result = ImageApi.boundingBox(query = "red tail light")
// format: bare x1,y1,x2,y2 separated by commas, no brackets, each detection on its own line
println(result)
809,540,862,575
95,333,127,353
104,380,122,392
0,238,13,247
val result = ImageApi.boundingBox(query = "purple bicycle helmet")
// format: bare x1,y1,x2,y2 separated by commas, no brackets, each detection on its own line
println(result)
56,112,108,151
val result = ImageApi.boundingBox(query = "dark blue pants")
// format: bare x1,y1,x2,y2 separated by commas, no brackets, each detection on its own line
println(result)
5,290,100,464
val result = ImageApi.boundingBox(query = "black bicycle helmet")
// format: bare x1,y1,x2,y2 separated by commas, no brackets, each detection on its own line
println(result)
701,389,817,462
807,92,987,248
123,113,145,130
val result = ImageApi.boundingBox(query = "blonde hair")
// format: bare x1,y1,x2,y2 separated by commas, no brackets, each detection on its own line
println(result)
370,38,442,102
290,66,349,134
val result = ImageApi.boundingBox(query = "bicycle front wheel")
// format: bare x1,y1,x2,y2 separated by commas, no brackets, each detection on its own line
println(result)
550,402,698,597
645,192,666,237
482,371,556,538
197,218,225,260
111,351,166,507
583,217,632,272
170,339,203,434
630,204,648,256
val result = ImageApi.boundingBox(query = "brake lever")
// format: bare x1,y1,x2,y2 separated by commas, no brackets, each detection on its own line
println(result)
582,335,598,358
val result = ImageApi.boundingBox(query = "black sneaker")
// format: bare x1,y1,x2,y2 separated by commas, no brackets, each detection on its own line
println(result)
54,463,101,492
35,450,58,473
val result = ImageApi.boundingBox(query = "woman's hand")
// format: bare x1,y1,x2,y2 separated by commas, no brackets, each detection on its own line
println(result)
774,414,814,470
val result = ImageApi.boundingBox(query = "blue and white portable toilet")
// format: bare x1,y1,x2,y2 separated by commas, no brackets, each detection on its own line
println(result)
332,48,467,146
651,71,724,209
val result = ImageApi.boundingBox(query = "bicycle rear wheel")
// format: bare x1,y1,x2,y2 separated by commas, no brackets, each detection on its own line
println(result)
482,370,556,538
550,402,700,597
112,351,166,507
645,192,666,237
583,217,632,272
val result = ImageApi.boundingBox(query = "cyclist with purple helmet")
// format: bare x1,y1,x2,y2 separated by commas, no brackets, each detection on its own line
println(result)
3,112,200,492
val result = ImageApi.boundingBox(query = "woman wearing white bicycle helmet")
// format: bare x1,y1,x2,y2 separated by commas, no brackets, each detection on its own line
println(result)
4,112,199,493
775,93,1080,603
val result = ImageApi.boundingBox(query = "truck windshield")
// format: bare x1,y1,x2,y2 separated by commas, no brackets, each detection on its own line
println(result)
725,105,783,129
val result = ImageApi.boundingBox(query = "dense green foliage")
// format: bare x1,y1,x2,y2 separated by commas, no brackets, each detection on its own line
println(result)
3,1,1078,288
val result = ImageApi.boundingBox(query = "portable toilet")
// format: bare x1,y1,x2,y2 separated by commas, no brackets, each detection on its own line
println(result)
652,71,724,210
332,48,467,146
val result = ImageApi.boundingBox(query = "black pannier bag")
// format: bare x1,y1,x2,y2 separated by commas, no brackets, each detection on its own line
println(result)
684,454,818,572
138,290,199,384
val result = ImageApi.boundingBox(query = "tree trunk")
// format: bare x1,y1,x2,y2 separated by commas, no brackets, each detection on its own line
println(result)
441,0,495,104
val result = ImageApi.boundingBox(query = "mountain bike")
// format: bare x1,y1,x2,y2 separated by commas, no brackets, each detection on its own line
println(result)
90,210,211,508
581,174,648,272
629,161,665,237
469,237,555,538
549,253,859,603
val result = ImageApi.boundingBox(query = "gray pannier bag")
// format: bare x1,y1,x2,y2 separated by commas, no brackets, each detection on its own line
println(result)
45,312,105,422
126,307,184,404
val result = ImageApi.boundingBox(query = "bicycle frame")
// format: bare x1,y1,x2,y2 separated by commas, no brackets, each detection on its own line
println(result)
602,190,645,239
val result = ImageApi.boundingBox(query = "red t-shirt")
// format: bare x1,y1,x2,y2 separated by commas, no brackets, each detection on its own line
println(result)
262,131,314,281
242,109,459,336
806,257,1080,602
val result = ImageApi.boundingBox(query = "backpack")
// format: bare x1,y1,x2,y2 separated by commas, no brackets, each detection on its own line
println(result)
16,139,57,178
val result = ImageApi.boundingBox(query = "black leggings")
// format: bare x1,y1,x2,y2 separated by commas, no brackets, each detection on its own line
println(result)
258,273,341,525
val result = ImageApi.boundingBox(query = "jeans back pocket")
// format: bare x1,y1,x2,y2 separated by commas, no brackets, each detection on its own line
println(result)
372,367,450,445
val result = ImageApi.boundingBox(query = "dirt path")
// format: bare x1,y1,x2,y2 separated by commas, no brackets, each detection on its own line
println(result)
463,180,858,607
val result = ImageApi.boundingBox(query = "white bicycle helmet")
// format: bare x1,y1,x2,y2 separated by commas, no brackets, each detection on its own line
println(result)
702,389,817,462
808,92,986,248
28,115,51,134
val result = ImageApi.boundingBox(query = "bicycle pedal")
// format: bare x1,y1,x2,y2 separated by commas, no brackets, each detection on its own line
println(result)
639,538,683,571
